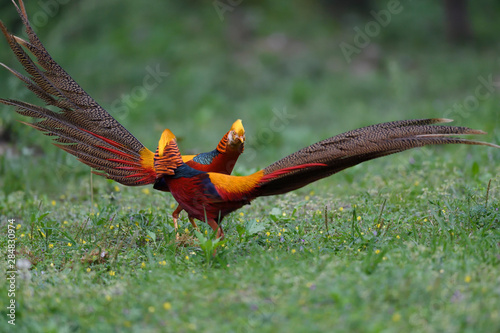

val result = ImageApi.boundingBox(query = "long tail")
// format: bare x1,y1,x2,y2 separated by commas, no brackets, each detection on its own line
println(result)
0,0,156,185
256,119,499,196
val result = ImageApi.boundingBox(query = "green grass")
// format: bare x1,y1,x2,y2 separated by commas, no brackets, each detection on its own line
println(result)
0,161,499,332
1,0,500,332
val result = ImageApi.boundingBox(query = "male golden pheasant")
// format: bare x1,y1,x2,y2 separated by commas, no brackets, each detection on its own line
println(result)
173,119,244,231
1,1,499,240
0,0,245,233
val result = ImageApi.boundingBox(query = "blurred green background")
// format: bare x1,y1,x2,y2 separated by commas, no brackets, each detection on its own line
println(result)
0,0,499,194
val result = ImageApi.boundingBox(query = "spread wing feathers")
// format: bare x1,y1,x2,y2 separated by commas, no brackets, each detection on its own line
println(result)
257,119,499,196
0,0,156,185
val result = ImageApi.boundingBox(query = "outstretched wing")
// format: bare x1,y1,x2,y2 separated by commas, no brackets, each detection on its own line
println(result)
0,0,156,186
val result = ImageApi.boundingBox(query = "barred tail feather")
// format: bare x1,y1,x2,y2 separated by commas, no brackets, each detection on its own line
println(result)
256,119,499,196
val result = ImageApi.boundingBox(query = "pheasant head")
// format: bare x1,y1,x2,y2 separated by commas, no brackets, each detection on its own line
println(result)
223,119,245,153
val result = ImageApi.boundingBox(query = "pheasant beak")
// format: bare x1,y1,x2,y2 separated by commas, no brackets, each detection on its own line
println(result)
236,135,245,143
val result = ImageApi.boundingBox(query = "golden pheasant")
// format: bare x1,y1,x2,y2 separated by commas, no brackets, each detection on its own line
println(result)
173,119,244,232
0,0,245,234
152,121,499,238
